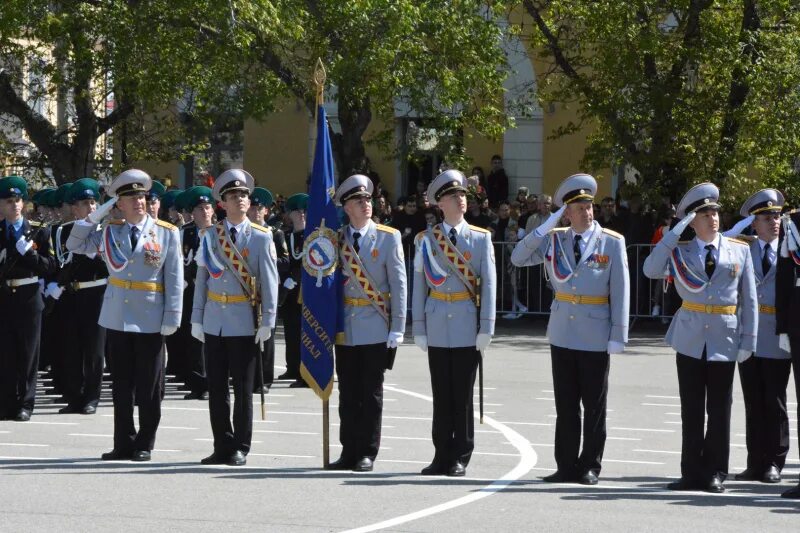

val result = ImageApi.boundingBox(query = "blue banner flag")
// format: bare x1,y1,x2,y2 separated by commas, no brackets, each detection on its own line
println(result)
299,106,342,399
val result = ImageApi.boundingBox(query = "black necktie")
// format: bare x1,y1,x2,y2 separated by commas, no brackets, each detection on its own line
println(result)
230,227,238,244
353,231,361,253
449,227,457,246
705,244,716,278
762,244,772,275
573,234,582,265
130,226,140,250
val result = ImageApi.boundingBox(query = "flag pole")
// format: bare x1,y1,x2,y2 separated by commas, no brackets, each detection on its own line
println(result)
313,57,331,468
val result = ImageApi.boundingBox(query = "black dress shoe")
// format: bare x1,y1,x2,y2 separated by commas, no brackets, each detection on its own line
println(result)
14,409,31,422
58,405,82,414
666,478,702,491
277,372,297,380
183,391,208,400
448,462,466,477
579,471,599,485
781,483,800,499
353,457,374,472
81,405,97,415
762,466,781,484
421,461,448,476
289,380,309,388
326,456,357,470
101,449,133,461
253,385,271,394
706,475,725,493
734,468,761,481
228,450,246,466
201,452,229,465
132,450,151,462
542,471,578,483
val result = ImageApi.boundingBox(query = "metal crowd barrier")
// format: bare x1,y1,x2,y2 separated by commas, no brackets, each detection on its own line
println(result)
402,241,677,323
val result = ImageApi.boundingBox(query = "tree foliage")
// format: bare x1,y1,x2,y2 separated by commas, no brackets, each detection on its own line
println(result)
518,0,800,204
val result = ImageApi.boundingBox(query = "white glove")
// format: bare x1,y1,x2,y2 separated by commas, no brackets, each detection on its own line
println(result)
254,326,272,350
387,331,404,348
191,323,205,343
722,215,754,238
607,340,625,354
414,335,428,352
517,228,526,240
671,211,697,237
476,333,492,351
283,277,297,290
88,196,117,224
737,349,752,363
533,205,567,238
161,325,178,336
45,282,64,300
15,237,33,255
779,334,791,353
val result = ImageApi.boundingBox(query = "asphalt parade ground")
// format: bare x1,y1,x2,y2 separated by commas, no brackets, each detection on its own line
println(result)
0,319,797,532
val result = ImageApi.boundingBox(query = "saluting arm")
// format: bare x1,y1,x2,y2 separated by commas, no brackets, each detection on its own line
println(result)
66,220,103,256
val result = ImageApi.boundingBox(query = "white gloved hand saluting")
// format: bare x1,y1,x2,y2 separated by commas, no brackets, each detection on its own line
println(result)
414,335,428,352
191,323,205,343
476,333,492,352
88,196,117,224
533,205,568,238
671,211,697,237
254,326,272,350
779,334,791,353
283,278,297,290
607,340,625,354
722,215,754,238
161,325,178,336
387,331,403,348
15,236,33,255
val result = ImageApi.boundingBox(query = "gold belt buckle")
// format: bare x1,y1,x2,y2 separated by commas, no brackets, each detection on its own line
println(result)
570,294,579,304
220,294,229,304
705,304,712,313
122,280,132,290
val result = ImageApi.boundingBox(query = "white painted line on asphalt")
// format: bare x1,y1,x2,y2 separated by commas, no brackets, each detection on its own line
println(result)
23,421,80,426
633,449,682,455
646,395,679,399
382,436,428,441
664,421,681,425
248,453,315,458
665,412,681,416
343,385,538,533
159,426,198,430
536,397,554,401
253,430,319,436
474,429,501,434
497,421,553,427
610,427,674,433
642,403,681,407
264,394,295,397
604,459,664,465
541,390,553,393
379,459,429,465
153,449,182,453
607,437,641,441
68,433,111,438
384,416,430,421
473,452,520,457
0,431,9,434
0,443,49,447
193,438,264,444
0,455,48,460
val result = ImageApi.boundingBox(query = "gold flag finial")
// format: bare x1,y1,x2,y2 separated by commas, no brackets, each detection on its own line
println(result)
314,58,327,106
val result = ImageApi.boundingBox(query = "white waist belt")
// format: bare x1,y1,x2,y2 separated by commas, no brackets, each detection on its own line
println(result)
73,279,107,290
4,277,39,287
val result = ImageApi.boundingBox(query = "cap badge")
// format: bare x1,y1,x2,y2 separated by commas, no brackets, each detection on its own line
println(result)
579,189,585,194
767,201,773,206
234,180,240,186
703,198,710,204
132,183,140,190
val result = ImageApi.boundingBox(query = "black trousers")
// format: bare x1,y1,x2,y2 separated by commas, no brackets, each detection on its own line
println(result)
107,330,164,452
205,334,257,455
550,345,610,476
335,343,387,461
676,351,736,482
738,356,791,471
282,290,301,378
60,287,106,408
0,284,42,415
788,334,800,462
256,328,276,389
427,347,480,466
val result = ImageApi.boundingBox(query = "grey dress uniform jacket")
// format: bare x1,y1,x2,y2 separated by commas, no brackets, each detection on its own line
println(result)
192,219,278,336
412,221,496,348
510,221,629,351
340,221,407,346
749,238,788,360
67,216,183,333
643,231,757,361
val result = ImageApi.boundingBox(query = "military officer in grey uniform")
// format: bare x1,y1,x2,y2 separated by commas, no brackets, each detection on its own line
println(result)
511,174,629,485
644,182,757,493
412,169,496,477
728,189,791,485
191,169,279,466
326,174,407,472
67,169,183,462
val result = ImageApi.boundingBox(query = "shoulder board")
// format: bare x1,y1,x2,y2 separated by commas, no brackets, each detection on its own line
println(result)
251,222,271,233
155,219,177,230
548,227,569,234
468,224,490,234
415,230,426,242
727,237,749,246
29,220,44,228
677,240,690,244
107,219,124,225
734,234,756,243
602,228,623,239
376,224,398,234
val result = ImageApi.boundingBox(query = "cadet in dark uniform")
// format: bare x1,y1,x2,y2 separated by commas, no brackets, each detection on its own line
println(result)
51,178,109,415
145,180,166,220
280,193,309,387
0,176,57,421
247,187,290,393
776,199,800,499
